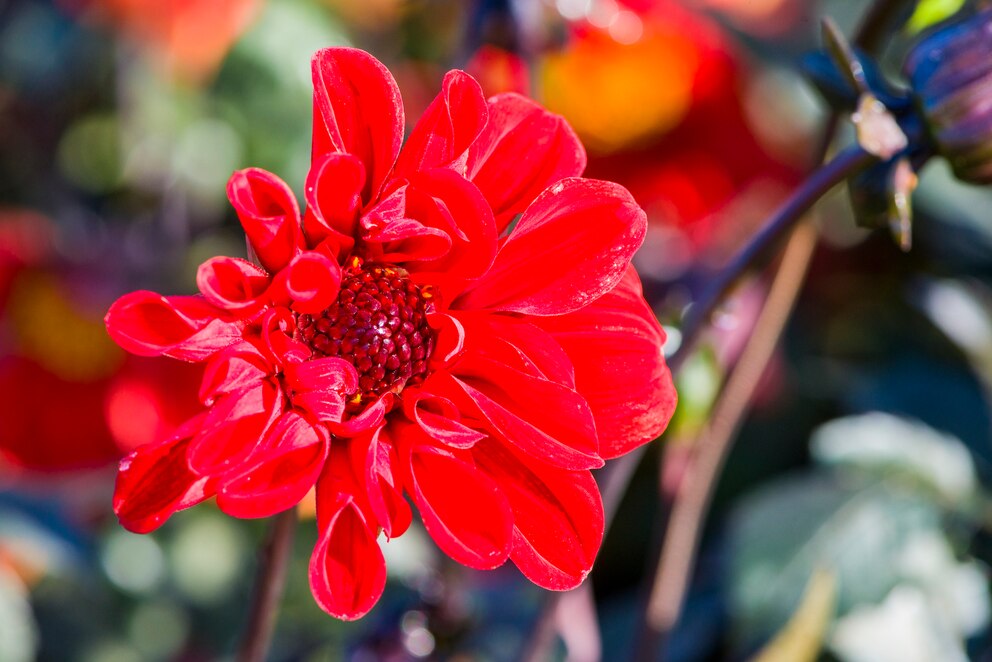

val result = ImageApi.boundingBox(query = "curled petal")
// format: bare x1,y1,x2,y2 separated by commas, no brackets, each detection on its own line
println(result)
186,379,283,475
357,427,411,538
537,268,676,458
457,178,646,316
427,312,466,368
360,185,452,263
271,251,342,315
474,440,603,590
114,415,214,534
402,389,484,449
227,168,303,273
255,307,311,367
328,393,392,438
217,411,329,518
466,93,587,231
310,495,386,620
304,151,365,245
284,357,360,423
196,257,270,313
311,48,404,203
105,291,242,362
404,443,512,570
310,451,387,621
198,342,271,406
394,70,488,178
401,169,497,296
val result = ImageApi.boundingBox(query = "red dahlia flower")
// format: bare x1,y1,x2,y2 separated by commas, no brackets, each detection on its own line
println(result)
105,47,677,620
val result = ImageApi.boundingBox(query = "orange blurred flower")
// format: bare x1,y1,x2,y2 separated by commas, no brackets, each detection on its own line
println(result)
62,0,262,82
539,0,734,153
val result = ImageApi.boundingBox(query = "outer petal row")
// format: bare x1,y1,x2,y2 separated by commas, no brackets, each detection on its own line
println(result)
537,268,677,458
466,93,587,231
457,177,646,316
311,48,404,205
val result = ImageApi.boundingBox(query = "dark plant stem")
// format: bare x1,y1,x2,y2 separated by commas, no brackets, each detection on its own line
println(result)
236,508,298,662
668,144,875,371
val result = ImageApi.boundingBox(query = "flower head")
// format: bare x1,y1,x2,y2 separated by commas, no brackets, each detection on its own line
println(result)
905,7,992,185
105,47,676,619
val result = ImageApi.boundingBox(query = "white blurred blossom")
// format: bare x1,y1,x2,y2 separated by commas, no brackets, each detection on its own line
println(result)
810,412,977,503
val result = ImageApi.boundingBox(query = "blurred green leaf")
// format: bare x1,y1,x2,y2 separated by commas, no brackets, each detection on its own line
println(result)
729,474,939,645
810,412,978,506
907,0,966,34
58,114,123,193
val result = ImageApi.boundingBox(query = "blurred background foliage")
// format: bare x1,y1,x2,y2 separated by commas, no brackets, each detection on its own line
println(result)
1,0,992,660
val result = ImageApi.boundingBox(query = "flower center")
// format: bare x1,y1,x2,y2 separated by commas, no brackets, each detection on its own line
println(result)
296,260,435,406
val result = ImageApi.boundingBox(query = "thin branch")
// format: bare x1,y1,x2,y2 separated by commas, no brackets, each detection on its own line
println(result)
236,508,298,662
638,222,820,656
854,0,915,52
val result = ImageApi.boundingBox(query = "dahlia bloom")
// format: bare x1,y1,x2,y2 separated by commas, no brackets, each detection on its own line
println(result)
105,47,676,619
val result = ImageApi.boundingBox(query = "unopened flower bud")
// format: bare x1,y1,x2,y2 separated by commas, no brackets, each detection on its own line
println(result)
905,9,992,184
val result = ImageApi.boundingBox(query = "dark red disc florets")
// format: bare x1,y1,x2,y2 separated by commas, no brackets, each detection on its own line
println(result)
296,260,435,405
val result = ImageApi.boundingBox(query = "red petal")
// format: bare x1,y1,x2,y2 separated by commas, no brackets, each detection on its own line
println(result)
427,312,466,368
253,307,311,367
537,268,676,458
400,169,497,297
358,427,412,538
270,251,342,315
196,257,270,313
105,291,242,362
186,380,282,475
114,416,214,534
198,342,271,406
404,443,512,570
328,393,393,438
402,388,485,449
303,151,365,245
448,360,602,470
466,93,586,231
393,70,488,178
216,411,328,518
474,440,603,590
227,168,303,273
311,48,404,203
457,312,574,387
360,185,452,263
284,357,359,423
457,178,646,315
309,492,387,620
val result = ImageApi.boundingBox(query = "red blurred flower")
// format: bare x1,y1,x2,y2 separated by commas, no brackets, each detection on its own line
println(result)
0,211,202,474
105,48,676,619
465,45,530,97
